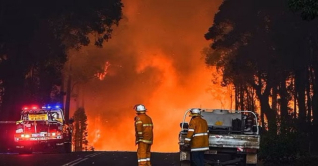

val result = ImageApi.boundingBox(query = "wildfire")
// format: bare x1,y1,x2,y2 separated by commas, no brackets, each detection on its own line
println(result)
95,61,111,80
69,0,226,152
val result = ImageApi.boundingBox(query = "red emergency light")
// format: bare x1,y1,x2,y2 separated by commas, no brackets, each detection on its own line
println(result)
22,105,39,110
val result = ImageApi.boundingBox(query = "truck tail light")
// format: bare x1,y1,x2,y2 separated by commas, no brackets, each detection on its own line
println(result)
237,147,244,152
245,148,257,153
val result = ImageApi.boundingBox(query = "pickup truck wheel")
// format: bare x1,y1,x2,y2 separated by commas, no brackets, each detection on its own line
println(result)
180,160,191,166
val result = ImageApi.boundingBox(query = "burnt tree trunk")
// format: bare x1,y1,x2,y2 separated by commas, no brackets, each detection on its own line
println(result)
253,74,276,133
65,75,71,123
279,80,289,120
311,64,318,154
295,68,307,131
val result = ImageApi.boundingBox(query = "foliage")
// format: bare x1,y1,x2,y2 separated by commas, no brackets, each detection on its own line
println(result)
204,0,284,133
289,0,318,20
293,155,318,166
260,131,300,165
0,0,123,120
205,0,318,163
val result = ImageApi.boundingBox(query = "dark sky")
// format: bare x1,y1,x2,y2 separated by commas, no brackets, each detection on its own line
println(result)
67,0,229,152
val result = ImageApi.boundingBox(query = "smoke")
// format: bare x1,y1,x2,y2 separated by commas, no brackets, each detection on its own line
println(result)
68,0,227,152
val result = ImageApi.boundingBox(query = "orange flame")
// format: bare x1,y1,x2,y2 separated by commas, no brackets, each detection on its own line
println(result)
69,0,226,152
95,61,111,80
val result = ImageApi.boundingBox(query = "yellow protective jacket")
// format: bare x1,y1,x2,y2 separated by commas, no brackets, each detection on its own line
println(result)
184,116,209,151
134,113,154,144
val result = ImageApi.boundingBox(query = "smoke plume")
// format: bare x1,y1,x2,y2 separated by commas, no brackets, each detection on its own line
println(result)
68,0,227,152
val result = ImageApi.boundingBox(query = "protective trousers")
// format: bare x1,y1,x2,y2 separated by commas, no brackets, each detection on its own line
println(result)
191,151,205,166
137,142,152,166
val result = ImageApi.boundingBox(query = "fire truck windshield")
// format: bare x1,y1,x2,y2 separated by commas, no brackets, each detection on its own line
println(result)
20,109,63,123
28,114,48,121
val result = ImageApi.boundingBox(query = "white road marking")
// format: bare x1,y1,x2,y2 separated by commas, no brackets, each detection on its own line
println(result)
62,158,83,166
62,152,103,166
68,158,88,166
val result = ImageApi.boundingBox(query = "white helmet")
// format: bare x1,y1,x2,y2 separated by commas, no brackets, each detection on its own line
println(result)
134,104,147,112
190,108,201,116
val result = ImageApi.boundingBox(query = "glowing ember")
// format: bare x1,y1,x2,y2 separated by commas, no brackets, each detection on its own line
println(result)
95,61,111,80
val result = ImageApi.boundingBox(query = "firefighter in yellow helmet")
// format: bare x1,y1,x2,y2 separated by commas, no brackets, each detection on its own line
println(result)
134,104,154,166
184,108,209,166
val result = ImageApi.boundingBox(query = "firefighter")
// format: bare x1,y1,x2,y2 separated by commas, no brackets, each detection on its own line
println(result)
134,104,154,166
184,108,209,166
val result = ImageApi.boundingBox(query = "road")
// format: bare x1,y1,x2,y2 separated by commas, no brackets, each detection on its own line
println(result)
0,151,180,166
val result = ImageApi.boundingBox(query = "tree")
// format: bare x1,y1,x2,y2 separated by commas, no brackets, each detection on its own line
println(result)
205,0,280,133
289,0,318,20
288,0,318,154
73,107,88,152
0,0,123,120
205,0,318,160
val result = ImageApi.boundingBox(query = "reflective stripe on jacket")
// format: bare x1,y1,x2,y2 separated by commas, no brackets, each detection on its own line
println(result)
135,113,154,144
184,116,209,151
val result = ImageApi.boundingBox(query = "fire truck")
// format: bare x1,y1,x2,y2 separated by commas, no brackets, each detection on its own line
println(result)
0,121,16,153
179,109,260,166
14,105,73,153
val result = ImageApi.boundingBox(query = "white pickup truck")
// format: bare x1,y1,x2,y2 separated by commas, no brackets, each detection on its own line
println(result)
179,109,260,166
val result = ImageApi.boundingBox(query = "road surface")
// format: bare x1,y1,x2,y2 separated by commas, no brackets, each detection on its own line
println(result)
0,151,179,166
